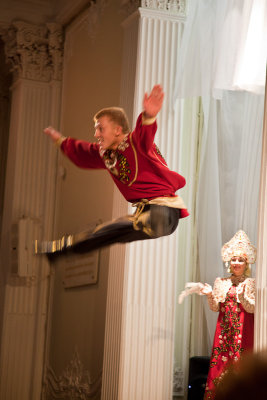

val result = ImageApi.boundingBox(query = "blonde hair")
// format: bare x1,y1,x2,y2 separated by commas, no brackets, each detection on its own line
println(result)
93,107,130,134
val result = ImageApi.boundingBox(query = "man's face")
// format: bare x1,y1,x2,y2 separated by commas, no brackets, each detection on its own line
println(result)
94,116,121,151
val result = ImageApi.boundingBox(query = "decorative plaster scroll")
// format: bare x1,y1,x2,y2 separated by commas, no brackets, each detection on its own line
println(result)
120,0,140,16
0,21,63,82
47,23,64,81
120,0,186,18
64,0,108,61
141,0,186,14
44,348,102,399
173,366,185,396
86,0,109,41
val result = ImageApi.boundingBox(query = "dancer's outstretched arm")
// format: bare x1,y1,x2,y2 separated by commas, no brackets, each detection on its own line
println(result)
143,84,164,118
43,126,63,143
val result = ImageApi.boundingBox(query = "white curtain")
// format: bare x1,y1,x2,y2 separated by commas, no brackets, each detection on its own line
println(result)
174,0,267,99
174,0,266,351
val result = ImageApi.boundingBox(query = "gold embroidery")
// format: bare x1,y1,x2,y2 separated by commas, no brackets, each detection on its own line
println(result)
128,132,138,187
54,135,67,147
207,277,255,313
118,154,130,183
153,145,168,167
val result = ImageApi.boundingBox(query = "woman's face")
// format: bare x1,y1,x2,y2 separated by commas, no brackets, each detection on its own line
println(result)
230,256,247,276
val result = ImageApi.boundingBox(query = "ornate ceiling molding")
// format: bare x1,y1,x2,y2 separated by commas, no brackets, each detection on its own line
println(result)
141,0,186,14
84,0,109,42
120,0,186,17
120,0,140,17
64,0,109,61
0,21,63,82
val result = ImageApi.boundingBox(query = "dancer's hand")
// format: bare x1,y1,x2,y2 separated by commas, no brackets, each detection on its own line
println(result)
143,84,164,118
44,126,62,143
200,283,212,295
237,282,246,295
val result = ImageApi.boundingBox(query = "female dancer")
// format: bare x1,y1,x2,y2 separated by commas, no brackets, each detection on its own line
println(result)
201,230,256,399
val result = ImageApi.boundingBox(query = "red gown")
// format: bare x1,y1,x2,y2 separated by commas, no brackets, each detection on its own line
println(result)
204,276,255,399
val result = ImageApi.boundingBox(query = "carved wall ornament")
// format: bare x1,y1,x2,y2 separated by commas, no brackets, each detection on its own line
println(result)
173,366,185,396
44,347,102,399
47,23,64,81
141,0,186,14
0,21,63,83
120,0,186,18
120,0,140,17
86,0,109,41
64,0,109,61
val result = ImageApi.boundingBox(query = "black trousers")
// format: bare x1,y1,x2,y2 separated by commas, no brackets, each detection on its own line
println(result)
71,204,180,254
37,204,180,256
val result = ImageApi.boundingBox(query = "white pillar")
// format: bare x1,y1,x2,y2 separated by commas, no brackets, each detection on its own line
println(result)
102,3,197,399
119,7,189,399
255,85,267,350
0,21,63,399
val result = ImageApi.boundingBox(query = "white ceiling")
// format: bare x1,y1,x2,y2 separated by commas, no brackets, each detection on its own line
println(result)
0,0,90,26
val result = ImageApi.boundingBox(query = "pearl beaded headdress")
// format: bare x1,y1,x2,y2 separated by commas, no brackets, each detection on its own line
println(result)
221,230,257,265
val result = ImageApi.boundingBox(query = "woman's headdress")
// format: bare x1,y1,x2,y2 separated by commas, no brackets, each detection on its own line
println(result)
221,230,257,275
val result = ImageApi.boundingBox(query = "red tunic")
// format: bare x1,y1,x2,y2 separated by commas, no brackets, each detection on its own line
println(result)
61,113,189,218
204,279,255,399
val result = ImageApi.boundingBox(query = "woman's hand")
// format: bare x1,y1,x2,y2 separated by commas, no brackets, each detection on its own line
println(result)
200,283,212,295
237,282,246,296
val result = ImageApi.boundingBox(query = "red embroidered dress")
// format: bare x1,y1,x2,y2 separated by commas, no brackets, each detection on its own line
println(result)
60,113,189,218
204,276,255,399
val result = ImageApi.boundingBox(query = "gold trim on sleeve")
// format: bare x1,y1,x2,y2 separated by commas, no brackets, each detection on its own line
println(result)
142,113,156,125
54,136,67,147
128,132,138,187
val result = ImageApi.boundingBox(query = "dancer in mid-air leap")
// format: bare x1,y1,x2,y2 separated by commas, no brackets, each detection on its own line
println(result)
36,84,188,256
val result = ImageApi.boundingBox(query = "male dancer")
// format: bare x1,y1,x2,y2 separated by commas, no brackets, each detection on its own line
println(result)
36,85,188,255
